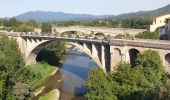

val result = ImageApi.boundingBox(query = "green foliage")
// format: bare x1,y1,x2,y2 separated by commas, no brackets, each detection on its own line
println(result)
39,89,59,100
13,82,32,100
15,24,34,32
87,50,169,100
136,50,163,71
114,33,132,39
0,18,40,32
0,80,4,99
55,18,151,29
36,41,66,66
86,67,118,100
135,31,160,39
152,79,170,100
2,18,22,28
0,35,64,99
26,63,56,87
26,19,39,28
41,22,52,33
9,18,23,28
0,35,29,99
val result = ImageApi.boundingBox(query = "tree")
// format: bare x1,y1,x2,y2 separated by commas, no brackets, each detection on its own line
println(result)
9,17,22,28
0,35,28,99
36,41,66,66
86,67,118,100
3,18,22,28
41,22,52,33
26,19,39,28
15,24,33,32
135,50,163,72
87,50,169,100
135,31,160,40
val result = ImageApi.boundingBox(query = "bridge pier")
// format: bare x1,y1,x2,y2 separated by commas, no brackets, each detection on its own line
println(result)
92,43,102,67
16,37,26,56
101,44,106,71
83,42,92,55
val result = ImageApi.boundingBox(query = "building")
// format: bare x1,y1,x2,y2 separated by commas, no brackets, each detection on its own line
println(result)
148,14,170,34
165,18,170,34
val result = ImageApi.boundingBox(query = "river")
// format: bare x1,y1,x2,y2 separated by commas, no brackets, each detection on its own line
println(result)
60,46,99,99
34,46,98,100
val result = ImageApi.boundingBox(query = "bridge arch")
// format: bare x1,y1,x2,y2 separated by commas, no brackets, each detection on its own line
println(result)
165,53,170,64
26,39,102,69
58,30,91,36
95,32,105,36
165,53,170,73
129,48,140,68
113,48,122,67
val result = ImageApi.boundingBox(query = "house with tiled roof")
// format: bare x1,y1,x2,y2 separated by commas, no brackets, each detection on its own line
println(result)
148,14,170,34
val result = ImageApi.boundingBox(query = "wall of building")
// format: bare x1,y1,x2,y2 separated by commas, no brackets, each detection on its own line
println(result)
165,19,170,34
149,14,170,33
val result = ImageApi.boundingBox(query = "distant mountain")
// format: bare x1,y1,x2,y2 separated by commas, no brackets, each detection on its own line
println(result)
110,4,170,19
15,4,170,22
15,11,108,22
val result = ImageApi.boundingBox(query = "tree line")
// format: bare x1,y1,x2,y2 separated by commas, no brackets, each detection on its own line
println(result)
0,18,152,34
55,18,152,29
0,18,39,32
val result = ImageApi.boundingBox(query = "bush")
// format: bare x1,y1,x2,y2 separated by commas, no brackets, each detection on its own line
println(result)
15,24,33,32
26,63,57,87
135,31,160,39
86,67,118,100
13,82,32,100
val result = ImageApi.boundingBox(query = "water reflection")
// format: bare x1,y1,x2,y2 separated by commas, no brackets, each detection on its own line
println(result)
60,47,98,96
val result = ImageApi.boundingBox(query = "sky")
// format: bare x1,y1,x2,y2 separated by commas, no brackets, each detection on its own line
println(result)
0,0,169,18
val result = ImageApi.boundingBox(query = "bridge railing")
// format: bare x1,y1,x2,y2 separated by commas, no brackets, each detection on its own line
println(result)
20,33,111,43
2,32,170,49
110,38,170,49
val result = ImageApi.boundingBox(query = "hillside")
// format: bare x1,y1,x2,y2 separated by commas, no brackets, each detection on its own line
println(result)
15,11,108,22
15,4,170,22
110,4,170,19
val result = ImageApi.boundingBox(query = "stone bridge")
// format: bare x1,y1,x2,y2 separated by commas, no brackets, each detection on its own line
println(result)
52,26,146,36
2,32,170,73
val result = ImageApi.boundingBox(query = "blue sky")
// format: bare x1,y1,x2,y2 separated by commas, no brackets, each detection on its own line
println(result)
0,0,169,17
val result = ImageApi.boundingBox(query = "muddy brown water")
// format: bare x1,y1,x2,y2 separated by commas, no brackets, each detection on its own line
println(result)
32,48,98,100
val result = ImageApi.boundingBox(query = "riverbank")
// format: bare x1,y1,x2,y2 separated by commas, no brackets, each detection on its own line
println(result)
33,68,59,97
29,64,61,100
39,89,60,100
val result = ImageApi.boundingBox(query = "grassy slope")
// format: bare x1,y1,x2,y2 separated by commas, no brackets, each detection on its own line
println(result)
27,62,58,87
39,89,59,100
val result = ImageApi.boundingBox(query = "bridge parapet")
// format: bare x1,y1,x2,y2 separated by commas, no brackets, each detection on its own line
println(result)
110,39,170,50
53,26,146,36
20,34,110,44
